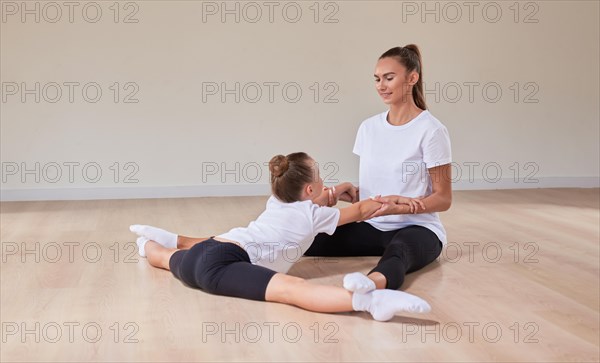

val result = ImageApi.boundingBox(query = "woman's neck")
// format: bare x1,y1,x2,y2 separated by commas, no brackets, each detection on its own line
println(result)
387,102,423,126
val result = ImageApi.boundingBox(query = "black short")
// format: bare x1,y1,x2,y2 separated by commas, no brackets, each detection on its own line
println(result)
169,238,277,301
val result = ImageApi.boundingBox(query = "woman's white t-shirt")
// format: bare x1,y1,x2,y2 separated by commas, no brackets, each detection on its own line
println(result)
353,110,452,245
217,196,340,273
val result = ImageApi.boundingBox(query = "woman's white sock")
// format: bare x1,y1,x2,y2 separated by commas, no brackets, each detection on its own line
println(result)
130,224,178,249
352,290,431,322
343,272,376,293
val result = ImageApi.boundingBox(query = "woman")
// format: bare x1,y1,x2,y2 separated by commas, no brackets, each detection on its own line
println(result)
131,152,431,322
305,44,452,293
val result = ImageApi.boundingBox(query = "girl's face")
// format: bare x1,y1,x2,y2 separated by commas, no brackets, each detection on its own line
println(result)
374,57,418,105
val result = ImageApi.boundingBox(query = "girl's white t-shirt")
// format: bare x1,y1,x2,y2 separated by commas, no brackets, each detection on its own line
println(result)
353,109,452,245
217,196,340,273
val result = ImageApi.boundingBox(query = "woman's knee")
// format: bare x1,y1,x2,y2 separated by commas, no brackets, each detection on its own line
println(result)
388,227,441,260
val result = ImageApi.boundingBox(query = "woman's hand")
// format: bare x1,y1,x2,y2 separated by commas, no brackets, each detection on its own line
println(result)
361,163,453,217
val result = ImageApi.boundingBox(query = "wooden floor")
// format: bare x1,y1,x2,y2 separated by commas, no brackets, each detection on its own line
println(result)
1,188,598,362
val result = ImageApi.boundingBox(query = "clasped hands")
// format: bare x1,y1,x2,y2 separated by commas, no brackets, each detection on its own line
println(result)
363,194,426,220
326,183,426,220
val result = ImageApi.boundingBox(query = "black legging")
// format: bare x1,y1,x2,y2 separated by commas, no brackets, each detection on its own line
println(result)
304,223,442,289
169,238,277,301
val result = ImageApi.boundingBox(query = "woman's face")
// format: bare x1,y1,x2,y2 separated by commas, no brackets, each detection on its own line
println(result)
374,57,417,105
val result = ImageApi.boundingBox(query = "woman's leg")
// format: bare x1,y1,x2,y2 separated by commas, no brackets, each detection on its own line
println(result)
367,226,442,290
305,222,395,291
304,222,394,257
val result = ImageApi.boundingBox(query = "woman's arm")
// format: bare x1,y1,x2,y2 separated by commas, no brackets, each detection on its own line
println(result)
371,164,452,217
420,164,452,212
337,199,382,226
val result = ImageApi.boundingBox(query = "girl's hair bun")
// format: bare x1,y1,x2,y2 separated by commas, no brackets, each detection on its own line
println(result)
269,155,289,178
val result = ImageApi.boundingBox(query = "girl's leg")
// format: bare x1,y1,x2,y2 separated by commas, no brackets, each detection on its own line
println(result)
144,240,178,270
130,224,209,250
140,239,431,321
139,239,194,291
265,273,353,312
177,235,210,249
264,273,430,321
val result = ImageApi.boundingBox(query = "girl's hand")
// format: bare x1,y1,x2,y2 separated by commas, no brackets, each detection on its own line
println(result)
363,197,394,219
337,183,359,204
358,199,384,220
371,195,426,215
395,196,426,214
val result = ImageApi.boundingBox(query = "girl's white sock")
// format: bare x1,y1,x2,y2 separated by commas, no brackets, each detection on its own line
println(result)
130,224,177,249
352,289,431,322
136,236,149,258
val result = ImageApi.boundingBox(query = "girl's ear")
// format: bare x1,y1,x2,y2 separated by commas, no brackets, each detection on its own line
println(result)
306,184,313,194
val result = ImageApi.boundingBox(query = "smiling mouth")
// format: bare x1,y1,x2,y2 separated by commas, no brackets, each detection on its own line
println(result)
380,92,392,97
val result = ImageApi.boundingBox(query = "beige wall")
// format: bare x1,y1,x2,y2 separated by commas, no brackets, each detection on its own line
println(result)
1,1,598,200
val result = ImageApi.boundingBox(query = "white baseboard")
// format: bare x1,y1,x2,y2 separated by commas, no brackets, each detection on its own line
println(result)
1,177,598,202
452,177,600,190
0,184,272,201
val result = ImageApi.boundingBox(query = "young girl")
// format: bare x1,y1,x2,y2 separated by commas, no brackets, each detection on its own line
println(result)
130,152,431,322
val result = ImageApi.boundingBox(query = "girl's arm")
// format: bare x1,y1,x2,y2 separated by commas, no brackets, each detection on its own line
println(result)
371,164,453,217
337,199,383,226
334,182,359,204
313,182,359,207
312,188,331,207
